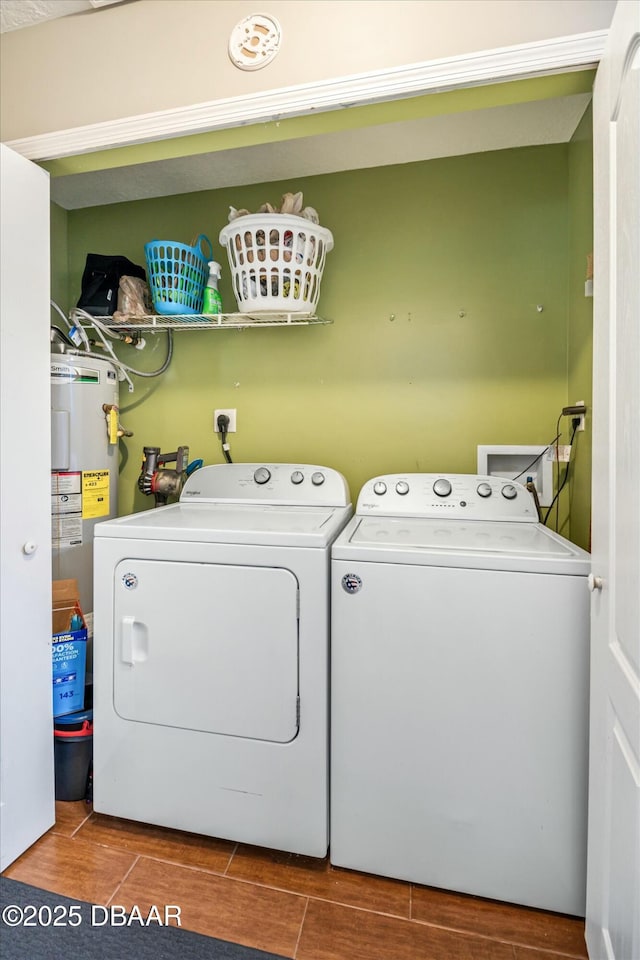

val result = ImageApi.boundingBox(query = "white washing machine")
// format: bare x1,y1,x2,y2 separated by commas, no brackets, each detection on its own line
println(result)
93,463,351,856
330,473,590,915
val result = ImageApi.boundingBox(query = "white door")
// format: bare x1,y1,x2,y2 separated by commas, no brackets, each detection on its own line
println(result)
587,2,640,957
0,144,55,870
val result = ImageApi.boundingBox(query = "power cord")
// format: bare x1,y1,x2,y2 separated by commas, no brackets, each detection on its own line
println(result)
510,432,561,483
543,418,580,529
217,414,233,464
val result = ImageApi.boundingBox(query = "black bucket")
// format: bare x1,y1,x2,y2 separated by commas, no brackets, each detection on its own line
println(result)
54,708,93,801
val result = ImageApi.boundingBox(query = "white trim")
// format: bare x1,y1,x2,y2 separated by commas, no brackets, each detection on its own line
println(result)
6,31,606,162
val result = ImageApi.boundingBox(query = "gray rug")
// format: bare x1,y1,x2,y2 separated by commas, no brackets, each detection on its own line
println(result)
0,878,289,960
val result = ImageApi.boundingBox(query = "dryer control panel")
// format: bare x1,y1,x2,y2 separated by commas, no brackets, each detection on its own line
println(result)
181,463,351,507
357,474,538,521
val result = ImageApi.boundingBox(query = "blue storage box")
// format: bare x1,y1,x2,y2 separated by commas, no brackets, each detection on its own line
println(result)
52,630,87,717
52,579,87,718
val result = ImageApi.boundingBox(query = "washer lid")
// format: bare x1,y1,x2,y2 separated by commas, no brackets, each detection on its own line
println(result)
95,501,352,547
333,516,590,575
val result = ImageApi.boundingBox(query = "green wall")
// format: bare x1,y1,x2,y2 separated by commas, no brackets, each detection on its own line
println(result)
566,106,594,551
63,143,580,526
50,201,68,317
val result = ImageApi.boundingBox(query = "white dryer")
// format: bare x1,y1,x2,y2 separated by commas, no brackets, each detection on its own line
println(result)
330,474,590,915
93,463,351,856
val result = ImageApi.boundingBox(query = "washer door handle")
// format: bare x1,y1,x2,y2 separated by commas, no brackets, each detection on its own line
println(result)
121,616,148,665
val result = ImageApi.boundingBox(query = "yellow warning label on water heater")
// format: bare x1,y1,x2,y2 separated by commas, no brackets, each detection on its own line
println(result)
82,470,110,519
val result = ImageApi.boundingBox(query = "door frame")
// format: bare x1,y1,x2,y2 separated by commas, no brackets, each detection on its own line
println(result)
6,32,607,162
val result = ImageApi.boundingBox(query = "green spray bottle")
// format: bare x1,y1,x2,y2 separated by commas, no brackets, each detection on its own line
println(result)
202,261,223,314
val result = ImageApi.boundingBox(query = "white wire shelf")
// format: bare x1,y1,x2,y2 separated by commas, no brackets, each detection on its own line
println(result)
71,310,331,330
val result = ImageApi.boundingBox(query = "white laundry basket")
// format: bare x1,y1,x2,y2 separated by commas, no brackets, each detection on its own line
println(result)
219,214,333,313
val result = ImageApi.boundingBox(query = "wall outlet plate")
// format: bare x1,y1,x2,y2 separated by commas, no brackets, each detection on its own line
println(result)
214,409,237,432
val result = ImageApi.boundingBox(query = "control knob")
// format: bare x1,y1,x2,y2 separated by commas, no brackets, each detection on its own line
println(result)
254,467,271,485
433,478,452,498
311,472,325,486
501,484,517,500
395,481,410,496
477,482,492,498
373,481,387,496
291,471,304,485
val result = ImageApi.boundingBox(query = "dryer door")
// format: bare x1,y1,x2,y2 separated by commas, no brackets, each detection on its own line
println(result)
113,560,299,742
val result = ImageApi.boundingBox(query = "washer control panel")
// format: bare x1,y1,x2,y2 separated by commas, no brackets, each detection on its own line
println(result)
181,463,350,506
358,474,538,521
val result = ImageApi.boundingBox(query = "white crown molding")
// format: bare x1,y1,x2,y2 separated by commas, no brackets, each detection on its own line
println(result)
6,31,606,163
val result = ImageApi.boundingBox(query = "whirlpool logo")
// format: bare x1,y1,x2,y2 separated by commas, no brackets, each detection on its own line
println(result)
341,573,362,594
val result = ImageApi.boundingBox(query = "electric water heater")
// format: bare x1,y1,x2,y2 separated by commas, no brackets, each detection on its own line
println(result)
51,352,120,668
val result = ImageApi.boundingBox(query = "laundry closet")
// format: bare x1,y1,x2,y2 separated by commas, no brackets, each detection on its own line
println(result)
45,89,597,905
5,4,640,955
50,73,595,552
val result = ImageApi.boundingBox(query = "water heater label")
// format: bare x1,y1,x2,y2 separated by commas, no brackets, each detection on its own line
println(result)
52,493,82,514
51,472,83,546
51,362,100,384
82,470,110,519
51,471,81,495
52,514,82,547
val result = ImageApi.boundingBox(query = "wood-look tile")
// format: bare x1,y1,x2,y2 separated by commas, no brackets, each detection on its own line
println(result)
115,856,305,957
412,885,587,958
296,898,515,960
227,845,410,917
514,949,587,960
51,800,93,837
2,833,136,905
75,812,235,873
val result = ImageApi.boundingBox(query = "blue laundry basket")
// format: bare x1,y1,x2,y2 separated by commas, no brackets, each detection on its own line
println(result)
144,234,213,315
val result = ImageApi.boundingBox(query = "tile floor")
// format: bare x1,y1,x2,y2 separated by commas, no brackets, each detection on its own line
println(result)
2,802,589,960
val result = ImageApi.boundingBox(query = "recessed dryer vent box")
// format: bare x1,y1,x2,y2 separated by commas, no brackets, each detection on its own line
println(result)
477,445,553,507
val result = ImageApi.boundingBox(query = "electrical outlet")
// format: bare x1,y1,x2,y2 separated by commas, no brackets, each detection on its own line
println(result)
214,409,237,432
574,400,585,432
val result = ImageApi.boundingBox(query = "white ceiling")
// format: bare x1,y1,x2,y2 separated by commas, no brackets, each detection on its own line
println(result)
0,0,128,34
50,92,592,210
